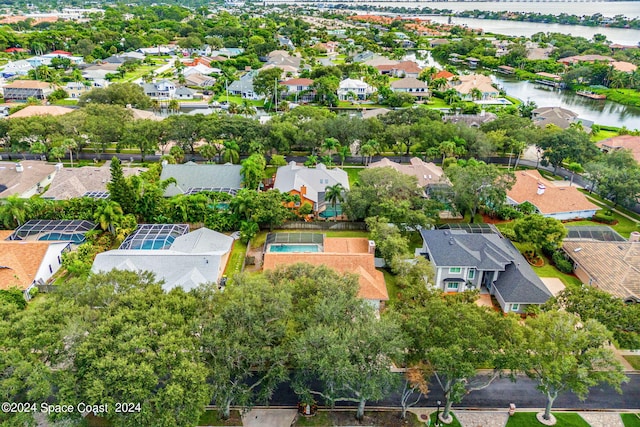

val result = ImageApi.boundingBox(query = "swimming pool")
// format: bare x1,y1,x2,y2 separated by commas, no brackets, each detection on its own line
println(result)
268,244,320,253
130,237,176,250
319,206,343,218
38,233,86,244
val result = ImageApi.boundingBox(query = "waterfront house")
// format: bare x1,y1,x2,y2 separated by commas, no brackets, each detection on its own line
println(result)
281,78,315,102
390,78,429,99
597,135,640,164
506,170,599,220
337,78,374,101
2,80,54,101
227,70,260,100
418,227,552,314
447,74,499,100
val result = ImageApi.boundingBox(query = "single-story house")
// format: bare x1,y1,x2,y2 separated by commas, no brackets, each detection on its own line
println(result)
506,170,599,220
184,72,216,88
390,77,429,99
174,86,197,100
0,161,57,198
419,227,552,313
368,157,444,189
92,227,234,291
9,105,74,118
2,59,33,77
557,54,613,66
273,162,349,214
443,112,498,127
0,240,70,300
42,162,145,200
563,239,640,303
337,78,374,101
159,162,243,197
531,107,587,130
597,135,640,164
262,234,388,310
447,74,499,100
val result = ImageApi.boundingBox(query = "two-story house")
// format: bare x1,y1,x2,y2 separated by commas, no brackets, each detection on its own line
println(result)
142,79,176,99
337,78,374,101
281,78,315,102
418,227,552,314
390,78,429,100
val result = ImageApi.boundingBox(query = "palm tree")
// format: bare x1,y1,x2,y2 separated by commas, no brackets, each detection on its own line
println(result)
228,102,240,115
0,195,30,228
168,99,180,114
94,200,124,235
430,77,448,92
470,87,483,101
324,183,345,222
443,89,460,105
438,140,457,165
71,68,84,83
239,99,256,117
222,140,240,164
360,143,375,166
322,137,340,159
199,144,217,163
304,154,318,167
337,145,350,167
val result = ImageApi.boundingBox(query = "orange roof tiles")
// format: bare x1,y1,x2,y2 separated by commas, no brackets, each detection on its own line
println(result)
433,70,455,80
0,241,50,291
597,135,640,164
0,230,14,240
262,238,388,301
507,170,599,215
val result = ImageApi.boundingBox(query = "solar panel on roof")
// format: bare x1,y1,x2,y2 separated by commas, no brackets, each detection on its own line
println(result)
184,187,239,196
83,191,110,199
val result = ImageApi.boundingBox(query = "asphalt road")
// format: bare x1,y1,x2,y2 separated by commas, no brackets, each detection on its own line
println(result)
267,373,640,410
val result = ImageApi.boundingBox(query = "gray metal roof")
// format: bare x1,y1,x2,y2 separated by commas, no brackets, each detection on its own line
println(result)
160,162,242,197
228,71,257,93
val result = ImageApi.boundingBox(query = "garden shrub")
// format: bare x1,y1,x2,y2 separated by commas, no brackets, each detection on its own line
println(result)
593,211,615,224
552,251,573,274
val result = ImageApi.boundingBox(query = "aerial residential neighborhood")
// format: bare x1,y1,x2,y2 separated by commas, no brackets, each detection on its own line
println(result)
0,0,639,427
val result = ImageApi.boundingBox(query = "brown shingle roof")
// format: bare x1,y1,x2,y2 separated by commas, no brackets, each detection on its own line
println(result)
368,157,443,187
262,238,388,301
0,160,57,198
563,241,640,301
9,105,74,118
3,80,52,89
507,170,599,215
0,241,51,291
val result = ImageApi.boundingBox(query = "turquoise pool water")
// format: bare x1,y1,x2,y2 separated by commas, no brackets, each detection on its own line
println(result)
38,233,86,244
319,206,343,218
268,244,320,253
131,238,175,250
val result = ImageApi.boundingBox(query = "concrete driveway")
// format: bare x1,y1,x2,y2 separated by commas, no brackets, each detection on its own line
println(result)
242,409,297,427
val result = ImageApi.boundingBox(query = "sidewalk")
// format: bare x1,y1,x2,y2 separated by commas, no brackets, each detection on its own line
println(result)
409,409,636,427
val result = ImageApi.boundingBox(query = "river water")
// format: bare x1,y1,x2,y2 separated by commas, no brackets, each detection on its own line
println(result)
405,52,640,128
354,1,640,18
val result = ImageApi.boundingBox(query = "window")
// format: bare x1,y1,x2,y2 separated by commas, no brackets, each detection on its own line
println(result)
511,304,519,311
468,269,475,279
449,267,461,274
447,282,460,290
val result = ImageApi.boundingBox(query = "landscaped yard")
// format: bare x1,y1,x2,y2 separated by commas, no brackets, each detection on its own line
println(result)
429,412,463,427
198,409,243,426
621,413,640,427
225,239,247,278
590,129,618,142
381,268,399,304
505,412,589,427
342,166,364,186
624,355,640,370
422,98,448,108
292,411,423,426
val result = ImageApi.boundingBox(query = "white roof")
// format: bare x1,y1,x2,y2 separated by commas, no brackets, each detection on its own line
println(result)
91,227,233,291
339,78,371,90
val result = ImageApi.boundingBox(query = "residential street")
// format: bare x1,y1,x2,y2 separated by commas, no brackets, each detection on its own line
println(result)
267,373,640,410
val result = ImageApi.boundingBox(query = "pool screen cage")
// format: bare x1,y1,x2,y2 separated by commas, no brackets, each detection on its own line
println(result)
565,226,626,242
118,224,189,250
437,223,498,234
7,219,97,241
265,233,324,246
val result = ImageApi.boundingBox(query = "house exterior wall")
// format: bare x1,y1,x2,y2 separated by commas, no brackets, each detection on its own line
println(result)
21,171,57,198
284,190,316,212
3,86,53,101
544,209,597,220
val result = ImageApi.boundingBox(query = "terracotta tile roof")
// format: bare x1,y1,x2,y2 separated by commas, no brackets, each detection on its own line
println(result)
563,241,640,301
9,105,74,118
281,78,314,86
433,70,454,80
597,135,640,163
611,61,637,73
0,230,14,240
0,241,50,291
3,80,52,89
262,238,388,301
507,170,599,215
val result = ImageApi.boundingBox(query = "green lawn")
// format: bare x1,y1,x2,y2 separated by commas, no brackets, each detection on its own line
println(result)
590,129,618,142
53,99,79,106
422,98,448,108
624,355,640,370
381,268,399,305
343,167,363,186
214,95,264,107
621,413,640,427
293,411,332,426
576,192,640,238
564,217,638,239
110,65,161,83
324,230,369,237
197,409,243,426
506,412,589,427
507,239,583,286
225,239,248,279
430,412,463,427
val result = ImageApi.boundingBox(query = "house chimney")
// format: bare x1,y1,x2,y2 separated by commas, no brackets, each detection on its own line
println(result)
300,185,306,197
368,240,376,254
55,163,63,171
536,183,546,195
630,231,640,243
15,163,23,173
